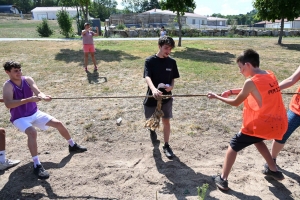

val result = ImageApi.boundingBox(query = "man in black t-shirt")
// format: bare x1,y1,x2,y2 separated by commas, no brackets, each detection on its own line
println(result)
143,36,180,158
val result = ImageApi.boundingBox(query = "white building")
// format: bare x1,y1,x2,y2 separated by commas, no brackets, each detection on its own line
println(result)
143,9,208,28
207,17,227,27
31,7,77,20
264,17,300,29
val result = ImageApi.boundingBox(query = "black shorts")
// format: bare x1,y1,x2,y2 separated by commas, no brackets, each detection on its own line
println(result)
144,98,173,119
230,132,264,152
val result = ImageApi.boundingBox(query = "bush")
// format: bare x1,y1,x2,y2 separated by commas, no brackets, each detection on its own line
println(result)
56,9,74,38
36,19,53,37
116,23,126,30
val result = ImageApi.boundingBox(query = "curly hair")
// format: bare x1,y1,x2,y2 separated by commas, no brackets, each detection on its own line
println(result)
3,61,21,71
158,36,175,49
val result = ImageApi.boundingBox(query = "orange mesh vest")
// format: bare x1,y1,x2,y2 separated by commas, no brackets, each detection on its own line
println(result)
241,71,288,140
289,87,300,115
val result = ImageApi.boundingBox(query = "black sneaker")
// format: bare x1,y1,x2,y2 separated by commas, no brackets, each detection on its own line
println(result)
69,143,87,153
163,144,174,158
150,130,157,142
33,164,49,179
212,174,229,191
262,167,284,181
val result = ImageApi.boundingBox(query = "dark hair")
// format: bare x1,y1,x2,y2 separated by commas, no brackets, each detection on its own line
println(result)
158,36,175,49
161,26,164,29
236,49,260,68
3,61,21,71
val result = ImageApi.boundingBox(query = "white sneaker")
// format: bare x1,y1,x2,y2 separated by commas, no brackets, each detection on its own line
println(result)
0,159,20,170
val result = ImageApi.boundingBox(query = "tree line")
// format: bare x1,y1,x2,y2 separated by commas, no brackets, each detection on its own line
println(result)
211,10,260,26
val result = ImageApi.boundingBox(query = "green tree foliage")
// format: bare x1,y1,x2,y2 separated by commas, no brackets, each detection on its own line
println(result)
56,9,74,37
212,10,259,26
121,0,160,13
36,19,54,37
89,0,118,20
253,0,300,44
160,0,196,47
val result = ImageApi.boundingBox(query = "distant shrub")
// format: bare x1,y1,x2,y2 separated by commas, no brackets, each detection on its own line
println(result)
56,9,74,38
36,19,53,37
116,23,126,30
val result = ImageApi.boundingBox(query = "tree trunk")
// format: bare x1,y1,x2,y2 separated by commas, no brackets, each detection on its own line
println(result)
278,18,284,44
177,12,182,47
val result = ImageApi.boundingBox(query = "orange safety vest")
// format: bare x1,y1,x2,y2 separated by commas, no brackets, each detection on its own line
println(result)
289,87,300,115
241,70,288,140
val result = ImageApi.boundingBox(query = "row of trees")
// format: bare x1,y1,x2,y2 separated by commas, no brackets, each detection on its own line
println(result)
211,10,259,26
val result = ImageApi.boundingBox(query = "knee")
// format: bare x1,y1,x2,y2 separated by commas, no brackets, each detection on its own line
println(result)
52,120,64,129
25,129,37,140
162,119,170,126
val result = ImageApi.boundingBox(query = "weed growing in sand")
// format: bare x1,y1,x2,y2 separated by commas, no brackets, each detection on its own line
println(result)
197,183,209,200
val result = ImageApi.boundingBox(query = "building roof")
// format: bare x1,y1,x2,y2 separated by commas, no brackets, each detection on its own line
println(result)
143,9,207,18
256,17,300,24
31,7,77,12
207,17,227,21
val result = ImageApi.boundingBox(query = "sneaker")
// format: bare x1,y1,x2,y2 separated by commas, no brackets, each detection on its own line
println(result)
150,130,157,142
33,164,49,179
0,159,20,170
69,143,87,153
163,144,174,158
262,167,284,181
212,174,229,191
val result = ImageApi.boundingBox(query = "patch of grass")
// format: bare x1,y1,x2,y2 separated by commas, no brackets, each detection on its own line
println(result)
197,183,209,200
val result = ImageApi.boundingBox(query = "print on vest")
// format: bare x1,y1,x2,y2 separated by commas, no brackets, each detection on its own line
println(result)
268,87,280,95
166,68,172,71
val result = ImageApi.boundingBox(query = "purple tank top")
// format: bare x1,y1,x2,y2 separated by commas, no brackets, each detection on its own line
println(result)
8,76,37,122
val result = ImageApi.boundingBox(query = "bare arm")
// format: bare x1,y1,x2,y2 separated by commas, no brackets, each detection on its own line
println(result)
25,77,51,101
279,65,300,90
221,88,242,98
93,27,99,36
145,76,162,98
81,28,89,36
208,79,256,107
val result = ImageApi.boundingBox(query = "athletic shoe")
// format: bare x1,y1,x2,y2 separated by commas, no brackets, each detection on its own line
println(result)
69,143,87,153
150,130,157,142
163,144,174,158
0,159,20,170
262,167,284,181
212,174,229,191
33,164,49,179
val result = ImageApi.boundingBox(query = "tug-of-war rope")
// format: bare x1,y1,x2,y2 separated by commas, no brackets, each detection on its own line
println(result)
50,92,300,131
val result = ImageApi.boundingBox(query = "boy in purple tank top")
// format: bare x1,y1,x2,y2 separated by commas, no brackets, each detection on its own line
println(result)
82,22,99,71
2,61,88,179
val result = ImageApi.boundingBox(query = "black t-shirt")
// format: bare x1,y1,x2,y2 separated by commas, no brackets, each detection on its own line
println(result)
143,55,180,106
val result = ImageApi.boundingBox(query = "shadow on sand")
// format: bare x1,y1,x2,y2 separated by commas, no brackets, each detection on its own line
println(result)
0,154,115,199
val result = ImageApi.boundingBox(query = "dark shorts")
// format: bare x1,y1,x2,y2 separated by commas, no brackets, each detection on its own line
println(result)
230,132,264,152
144,98,173,119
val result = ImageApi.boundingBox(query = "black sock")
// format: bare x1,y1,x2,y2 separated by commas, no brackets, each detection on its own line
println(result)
164,142,169,147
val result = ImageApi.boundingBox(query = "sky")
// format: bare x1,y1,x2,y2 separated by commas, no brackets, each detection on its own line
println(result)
116,0,254,16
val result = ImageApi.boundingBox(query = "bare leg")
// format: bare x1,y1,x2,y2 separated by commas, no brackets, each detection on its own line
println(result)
25,126,38,157
90,52,97,67
0,128,5,151
254,141,277,171
46,118,71,140
161,118,170,143
84,52,89,68
221,146,237,180
271,140,285,159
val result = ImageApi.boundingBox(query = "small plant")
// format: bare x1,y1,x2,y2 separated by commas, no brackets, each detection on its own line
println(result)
116,23,126,30
197,183,209,200
36,19,53,37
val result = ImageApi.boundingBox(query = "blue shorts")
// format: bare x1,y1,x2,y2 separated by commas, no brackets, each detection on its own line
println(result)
275,109,300,144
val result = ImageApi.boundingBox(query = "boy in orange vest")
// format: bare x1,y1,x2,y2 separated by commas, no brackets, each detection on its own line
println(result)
207,49,288,191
